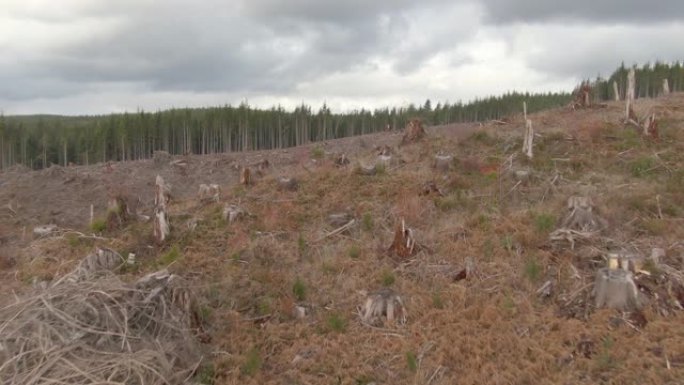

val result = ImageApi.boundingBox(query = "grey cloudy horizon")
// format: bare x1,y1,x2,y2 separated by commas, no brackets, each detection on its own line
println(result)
1,0,683,115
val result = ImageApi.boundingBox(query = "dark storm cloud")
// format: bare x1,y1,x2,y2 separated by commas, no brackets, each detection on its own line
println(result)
2,0,469,101
479,0,684,23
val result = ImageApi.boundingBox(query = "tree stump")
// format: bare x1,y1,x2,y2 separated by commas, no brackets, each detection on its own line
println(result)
433,154,453,172
560,196,606,231
401,119,426,145
222,204,245,223
361,288,407,326
662,78,670,96
643,113,659,140
377,154,392,169
594,268,640,311
613,81,620,101
198,184,220,203
240,167,251,186
356,163,377,176
153,151,171,166
388,219,416,260
277,177,298,191
106,195,129,231
334,153,350,167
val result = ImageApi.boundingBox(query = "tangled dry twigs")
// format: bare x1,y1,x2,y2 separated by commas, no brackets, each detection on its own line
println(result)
0,268,205,385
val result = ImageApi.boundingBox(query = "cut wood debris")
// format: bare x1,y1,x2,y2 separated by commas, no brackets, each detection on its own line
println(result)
0,253,204,385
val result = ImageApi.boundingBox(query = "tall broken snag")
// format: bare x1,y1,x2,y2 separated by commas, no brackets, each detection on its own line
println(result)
153,207,169,245
153,175,171,245
401,119,426,145
154,175,171,209
522,119,534,159
388,219,416,260
361,288,407,326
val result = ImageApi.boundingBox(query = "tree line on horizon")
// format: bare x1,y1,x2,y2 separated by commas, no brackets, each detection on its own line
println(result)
0,61,682,170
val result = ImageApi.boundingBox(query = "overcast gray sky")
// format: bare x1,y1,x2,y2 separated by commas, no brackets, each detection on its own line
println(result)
1,0,682,115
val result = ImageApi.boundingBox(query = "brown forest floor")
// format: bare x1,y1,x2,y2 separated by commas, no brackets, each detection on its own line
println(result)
2,94,684,384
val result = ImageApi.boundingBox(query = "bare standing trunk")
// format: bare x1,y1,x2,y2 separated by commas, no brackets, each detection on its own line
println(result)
625,68,635,120
613,81,620,101
523,101,527,122
522,119,533,159
663,78,670,96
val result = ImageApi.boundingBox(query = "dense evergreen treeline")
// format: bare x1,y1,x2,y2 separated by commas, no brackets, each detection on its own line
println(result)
0,61,681,170
589,61,684,101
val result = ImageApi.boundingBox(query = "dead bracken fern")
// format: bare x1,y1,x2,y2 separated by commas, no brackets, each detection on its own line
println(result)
0,269,204,385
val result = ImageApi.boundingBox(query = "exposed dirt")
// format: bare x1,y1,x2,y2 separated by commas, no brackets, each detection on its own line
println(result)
2,95,684,384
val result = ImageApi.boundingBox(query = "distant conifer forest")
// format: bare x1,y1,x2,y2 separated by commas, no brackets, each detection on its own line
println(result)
1,61,682,169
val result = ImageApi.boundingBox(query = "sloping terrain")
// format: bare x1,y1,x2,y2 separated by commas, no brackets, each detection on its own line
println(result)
1,95,684,384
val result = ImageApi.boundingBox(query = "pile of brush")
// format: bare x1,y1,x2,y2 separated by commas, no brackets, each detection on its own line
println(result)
0,265,204,385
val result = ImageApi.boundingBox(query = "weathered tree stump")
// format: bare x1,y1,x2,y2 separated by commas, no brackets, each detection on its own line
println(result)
106,195,129,231
240,167,251,186
433,154,453,172
198,184,220,203
222,204,246,223
361,288,407,326
153,207,169,245
153,151,171,166
594,268,640,311
356,163,377,176
257,158,270,171
377,145,392,156
388,219,416,260
334,153,350,167
401,119,426,145
613,81,620,101
663,78,670,96
643,113,659,140
277,177,298,191
560,196,606,232
377,154,392,169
